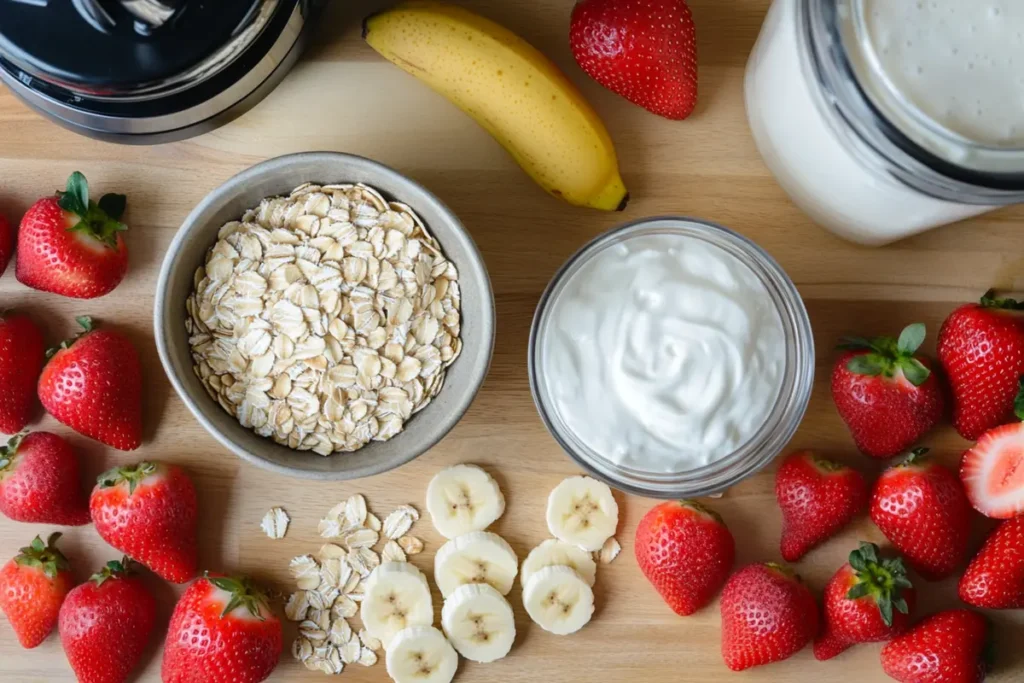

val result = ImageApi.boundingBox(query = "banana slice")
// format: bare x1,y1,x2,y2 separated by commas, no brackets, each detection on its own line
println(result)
360,562,434,648
521,538,598,588
434,531,518,598
522,565,595,635
425,464,505,539
545,476,618,551
441,583,516,663
386,626,458,683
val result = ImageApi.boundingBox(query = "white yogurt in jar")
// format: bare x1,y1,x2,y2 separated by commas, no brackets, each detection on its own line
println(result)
538,233,786,474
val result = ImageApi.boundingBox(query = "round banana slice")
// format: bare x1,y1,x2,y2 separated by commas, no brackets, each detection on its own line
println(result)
545,475,619,551
521,538,598,587
426,464,505,539
522,565,595,636
434,531,518,598
360,562,434,648
386,626,458,683
441,583,516,663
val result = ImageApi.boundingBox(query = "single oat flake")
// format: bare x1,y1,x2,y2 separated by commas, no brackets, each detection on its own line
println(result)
260,507,290,539
597,536,622,564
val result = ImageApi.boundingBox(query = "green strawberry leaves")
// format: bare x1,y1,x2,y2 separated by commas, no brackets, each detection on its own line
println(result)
97,461,158,495
56,171,128,249
980,289,1024,310
0,431,26,470
90,557,137,586
839,323,931,387
45,316,95,360
845,542,913,627
1014,377,1024,422
206,573,270,621
15,532,71,580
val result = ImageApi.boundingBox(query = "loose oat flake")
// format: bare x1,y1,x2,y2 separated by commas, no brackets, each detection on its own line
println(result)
597,536,622,564
185,182,463,455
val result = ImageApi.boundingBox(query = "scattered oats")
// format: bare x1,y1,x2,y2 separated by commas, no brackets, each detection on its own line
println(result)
290,555,321,590
340,639,362,664
298,620,327,643
397,536,424,556
346,550,369,577
303,656,322,672
328,617,353,646
332,595,358,619
318,517,344,539
285,591,311,622
358,629,382,652
344,495,367,528
307,589,329,612
382,508,413,540
356,547,380,573
318,543,347,560
292,637,314,662
365,512,382,533
598,536,622,564
382,540,406,563
260,507,290,539
345,528,378,549
325,501,348,523
326,646,344,675
358,648,378,667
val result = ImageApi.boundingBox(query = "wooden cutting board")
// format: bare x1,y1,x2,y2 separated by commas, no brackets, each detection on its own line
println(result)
1,1,1022,681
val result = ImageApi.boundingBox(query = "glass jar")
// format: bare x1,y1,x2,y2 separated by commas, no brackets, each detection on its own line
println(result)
745,0,1024,246
528,217,815,498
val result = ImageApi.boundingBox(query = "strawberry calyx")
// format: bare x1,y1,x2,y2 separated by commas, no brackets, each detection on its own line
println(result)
206,573,270,621
96,461,158,496
1014,377,1024,421
0,431,27,471
845,542,912,628
45,316,94,360
894,447,931,469
807,452,846,474
15,532,70,579
979,290,1024,310
56,171,127,249
90,557,137,586
839,323,931,387
763,562,798,581
678,499,723,523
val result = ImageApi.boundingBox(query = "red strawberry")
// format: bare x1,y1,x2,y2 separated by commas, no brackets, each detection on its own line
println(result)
38,316,142,451
815,542,916,661
570,0,698,120
881,609,990,683
0,213,12,276
16,171,128,299
0,431,90,525
59,558,157,683
634,500,735,616
0,532,74,648
90,461,198,584
960,422,1024,519
959,516,1024,609
831,323,944,459
938,290,1024,441
776,450,868,562
720,563,818,671
871,448,973,580
0,311,46,434
162,574,282,683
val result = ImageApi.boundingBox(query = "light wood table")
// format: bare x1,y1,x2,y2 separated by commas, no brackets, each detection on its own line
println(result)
1,1,1022,681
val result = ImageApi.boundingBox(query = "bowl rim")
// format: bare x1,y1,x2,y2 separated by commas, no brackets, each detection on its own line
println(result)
154,151,495,480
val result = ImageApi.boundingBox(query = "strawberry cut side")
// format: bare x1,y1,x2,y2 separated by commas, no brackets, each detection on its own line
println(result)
961,423,1024,519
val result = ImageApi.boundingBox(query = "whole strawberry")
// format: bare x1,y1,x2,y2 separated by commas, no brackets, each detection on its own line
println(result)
16,171,128,299
815,542,916,661
90,461,198,584
570,0,698,120
634,500,735,616
720,563,818,671
881,609,990,683
0,431,90,525
831,323,944,458
959,516,1024,609
162,574,282,683
960,422,1024,519
38,316,142,450
938,290,1024,441
776,450,868,562
871,449,972,580
0,311,45,434
59,558,156,683
0,213,12,276
0,532,74,648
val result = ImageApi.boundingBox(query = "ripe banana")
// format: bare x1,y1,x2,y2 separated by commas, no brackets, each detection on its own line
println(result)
441,583,516,662
425,464,505,539
363,1,629,211
386,626,459,683
360,562,434,648
434,531,519,598
521,538,598,588
522,565,595,635
546,476,619,551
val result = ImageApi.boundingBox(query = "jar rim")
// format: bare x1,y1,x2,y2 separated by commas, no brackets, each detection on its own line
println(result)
527,217,815,499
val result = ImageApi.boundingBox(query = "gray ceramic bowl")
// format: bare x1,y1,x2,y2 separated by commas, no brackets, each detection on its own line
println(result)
155,152,494,480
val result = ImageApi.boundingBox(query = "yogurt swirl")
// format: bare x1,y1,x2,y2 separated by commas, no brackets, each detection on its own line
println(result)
540,233,786,473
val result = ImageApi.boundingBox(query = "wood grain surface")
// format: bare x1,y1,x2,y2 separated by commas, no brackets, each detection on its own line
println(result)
1,1,1022,681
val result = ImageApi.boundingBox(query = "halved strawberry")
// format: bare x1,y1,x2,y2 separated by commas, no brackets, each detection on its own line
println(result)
960,422,1024,519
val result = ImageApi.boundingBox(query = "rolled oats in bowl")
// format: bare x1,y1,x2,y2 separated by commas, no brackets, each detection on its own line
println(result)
185,182,463,456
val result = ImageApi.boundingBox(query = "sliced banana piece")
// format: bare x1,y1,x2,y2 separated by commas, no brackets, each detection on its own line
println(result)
522,565,595,636
441,583,516,663
521,538,598,587
425,464,505,539
360,562,433,649
386,626,458,683
434,531,518,598
545,476,618,551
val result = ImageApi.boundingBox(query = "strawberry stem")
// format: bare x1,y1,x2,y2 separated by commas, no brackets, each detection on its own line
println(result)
839,323,931,387
206,573,270,621
678,499,723,523
845,542,912,627
15,532,70,580
90,557,137,586
45,316,95,360
56,172,127,250
97,461,158,495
